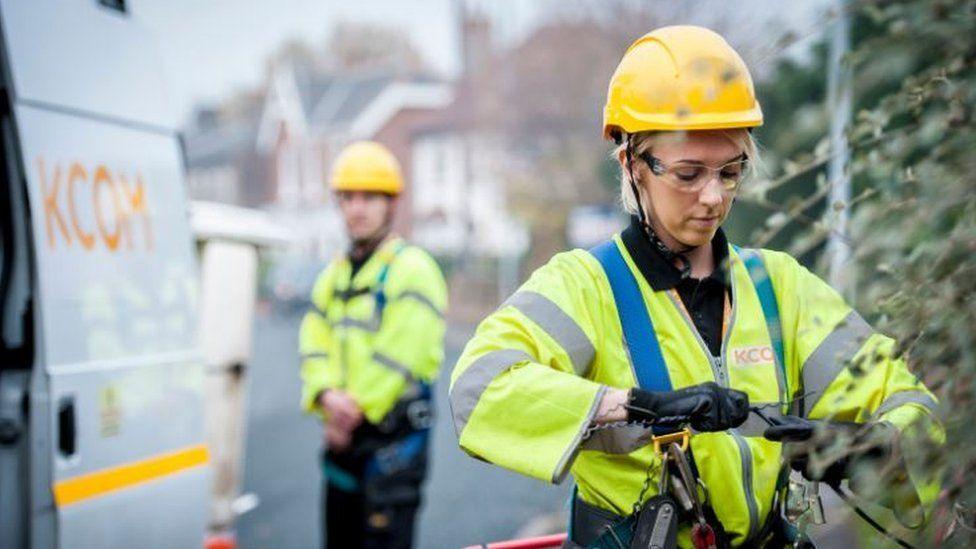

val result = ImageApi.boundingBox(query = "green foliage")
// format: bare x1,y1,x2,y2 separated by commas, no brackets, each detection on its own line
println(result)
743,0,976,544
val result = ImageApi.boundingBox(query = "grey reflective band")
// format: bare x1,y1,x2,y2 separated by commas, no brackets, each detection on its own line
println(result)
553,385,606,484
581,422,654,454
802,311,873,414
335,317,379,332
300,352,330,361
398,290,444,318
872,390,938,419
373,352,415,381
502,291,595,377
449,349,532,437
737,405,786,438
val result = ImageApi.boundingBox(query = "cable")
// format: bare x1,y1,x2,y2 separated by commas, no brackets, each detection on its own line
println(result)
828,483,916,549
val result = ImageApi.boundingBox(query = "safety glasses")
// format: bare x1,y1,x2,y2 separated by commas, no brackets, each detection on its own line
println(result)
639,152,749,194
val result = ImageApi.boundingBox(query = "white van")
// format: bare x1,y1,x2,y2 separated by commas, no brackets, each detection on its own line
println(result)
0,1,210,547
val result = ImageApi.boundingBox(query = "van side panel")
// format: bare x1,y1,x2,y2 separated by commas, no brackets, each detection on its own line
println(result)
16,103,208,548
0,0,175,130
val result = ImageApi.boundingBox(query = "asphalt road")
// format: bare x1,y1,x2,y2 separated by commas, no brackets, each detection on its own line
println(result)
236,311,855,548
237,312,569,549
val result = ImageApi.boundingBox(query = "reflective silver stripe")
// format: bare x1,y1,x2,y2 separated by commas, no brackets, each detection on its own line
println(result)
872,390,938,419
335,317,379,332
450,349,532,437
553,385,606,484
730,429,760,540
581,423,653,454
802,311,873,414
502,291,595,377
398,290,443,318
738,405,786,438
373,352,415,381
300,352,330,361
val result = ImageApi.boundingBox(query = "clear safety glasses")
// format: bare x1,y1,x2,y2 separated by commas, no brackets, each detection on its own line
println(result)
639,152,749,194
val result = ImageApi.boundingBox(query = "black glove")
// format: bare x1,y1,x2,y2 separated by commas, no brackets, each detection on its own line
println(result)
764,416,899,487
626,382,750,432
767,416,922,525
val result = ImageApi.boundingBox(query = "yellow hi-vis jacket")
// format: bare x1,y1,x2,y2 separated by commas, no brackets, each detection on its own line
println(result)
450,235,942,546
300,237,447,424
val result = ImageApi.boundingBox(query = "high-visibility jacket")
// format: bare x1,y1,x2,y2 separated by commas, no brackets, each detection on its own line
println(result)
301,237,447,424
450,235,942,546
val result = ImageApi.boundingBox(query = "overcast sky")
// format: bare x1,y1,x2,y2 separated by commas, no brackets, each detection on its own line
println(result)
136,0,832,126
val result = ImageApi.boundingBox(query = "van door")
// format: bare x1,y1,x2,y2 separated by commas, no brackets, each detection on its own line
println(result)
0,1,210,547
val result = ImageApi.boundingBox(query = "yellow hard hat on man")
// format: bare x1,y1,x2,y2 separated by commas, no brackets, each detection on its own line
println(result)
603,25,763,141
328,140,404,195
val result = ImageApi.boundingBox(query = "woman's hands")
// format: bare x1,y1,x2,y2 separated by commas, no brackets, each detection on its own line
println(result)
594,383,750,431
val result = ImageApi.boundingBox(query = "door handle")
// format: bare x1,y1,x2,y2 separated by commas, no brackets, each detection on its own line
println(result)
57,395,76,458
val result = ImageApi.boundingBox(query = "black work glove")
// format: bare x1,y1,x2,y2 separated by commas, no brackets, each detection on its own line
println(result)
766,416,922,525
626,382,750,432
764,416,899,487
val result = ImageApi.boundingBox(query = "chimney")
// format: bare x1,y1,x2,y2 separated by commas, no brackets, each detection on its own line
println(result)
460,5,491,77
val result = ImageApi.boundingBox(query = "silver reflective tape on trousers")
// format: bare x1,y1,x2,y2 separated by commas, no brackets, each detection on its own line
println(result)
872,390,938,419
802,311,873,414
398,290,444,318
502,291,595,376
449,349,532,437
373,352,415,381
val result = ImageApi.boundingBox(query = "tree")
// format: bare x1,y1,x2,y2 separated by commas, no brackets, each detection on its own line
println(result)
326,21,426,74
739,1,976,544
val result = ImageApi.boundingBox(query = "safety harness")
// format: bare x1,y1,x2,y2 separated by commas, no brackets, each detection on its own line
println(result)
322,241,434,493
569,239,788,548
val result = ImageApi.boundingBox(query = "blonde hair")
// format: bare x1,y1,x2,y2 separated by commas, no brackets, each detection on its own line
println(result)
615,129,762,215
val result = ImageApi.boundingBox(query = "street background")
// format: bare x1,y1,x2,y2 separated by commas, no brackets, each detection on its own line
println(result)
152,1,971,546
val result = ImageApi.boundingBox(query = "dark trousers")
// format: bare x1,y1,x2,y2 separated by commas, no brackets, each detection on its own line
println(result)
321,424,426,549
324,478,419,549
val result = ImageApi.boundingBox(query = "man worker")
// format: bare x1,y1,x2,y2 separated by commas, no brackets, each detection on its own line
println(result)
300,140,447,549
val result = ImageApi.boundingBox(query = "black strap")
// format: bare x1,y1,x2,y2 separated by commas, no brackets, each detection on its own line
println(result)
334,286,373,302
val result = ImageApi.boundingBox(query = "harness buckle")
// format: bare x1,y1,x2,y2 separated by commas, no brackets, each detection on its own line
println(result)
407,399,434,430
652,428,692,456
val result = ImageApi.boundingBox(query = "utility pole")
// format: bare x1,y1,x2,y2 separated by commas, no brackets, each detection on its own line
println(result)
826,0,853,294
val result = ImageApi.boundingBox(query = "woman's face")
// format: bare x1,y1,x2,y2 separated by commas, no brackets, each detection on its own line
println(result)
620,130,745,248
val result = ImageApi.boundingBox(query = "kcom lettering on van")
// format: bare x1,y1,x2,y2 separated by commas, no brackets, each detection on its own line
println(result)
36,156,154,252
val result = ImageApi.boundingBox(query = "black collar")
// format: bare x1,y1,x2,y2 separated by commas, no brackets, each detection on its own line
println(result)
620,216,730,291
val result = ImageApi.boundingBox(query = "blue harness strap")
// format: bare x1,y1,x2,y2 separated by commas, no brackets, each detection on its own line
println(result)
571,239,675,539
589,240,673,395
374,241,407,315
733,246,789,405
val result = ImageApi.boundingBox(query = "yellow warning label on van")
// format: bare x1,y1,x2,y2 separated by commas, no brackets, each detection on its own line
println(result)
99,385,122,437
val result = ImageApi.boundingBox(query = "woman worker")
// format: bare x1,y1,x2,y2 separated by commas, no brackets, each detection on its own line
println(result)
449,25,941,548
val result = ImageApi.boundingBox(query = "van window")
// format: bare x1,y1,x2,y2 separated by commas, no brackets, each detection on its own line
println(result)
0,109,33,368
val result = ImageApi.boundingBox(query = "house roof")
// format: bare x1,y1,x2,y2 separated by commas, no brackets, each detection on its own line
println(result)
184,66,450,168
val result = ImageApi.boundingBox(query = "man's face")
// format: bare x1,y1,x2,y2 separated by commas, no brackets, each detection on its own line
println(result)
336,191,394,242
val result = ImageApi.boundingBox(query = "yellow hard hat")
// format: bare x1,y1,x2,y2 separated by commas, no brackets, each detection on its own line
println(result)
603,25,763,141
328,141,404,195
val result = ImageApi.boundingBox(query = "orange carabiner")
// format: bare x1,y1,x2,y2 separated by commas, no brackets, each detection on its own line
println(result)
651,428,692,456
